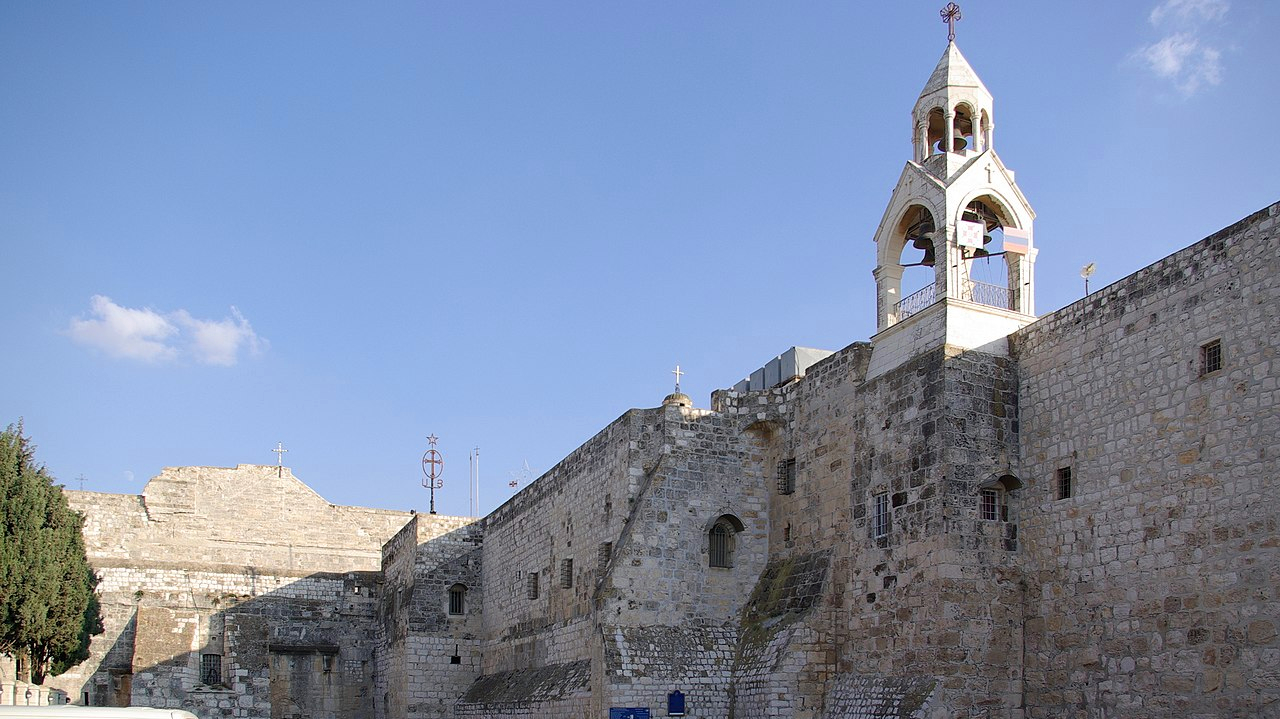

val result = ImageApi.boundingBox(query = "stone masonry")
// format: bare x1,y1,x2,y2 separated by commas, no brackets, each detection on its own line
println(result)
40,39,1279,719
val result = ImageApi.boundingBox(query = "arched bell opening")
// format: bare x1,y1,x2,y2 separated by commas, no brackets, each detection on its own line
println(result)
893,204,940,320
952,103,976,153
926,107,947,155
958,196,1020,310
979,109,992,152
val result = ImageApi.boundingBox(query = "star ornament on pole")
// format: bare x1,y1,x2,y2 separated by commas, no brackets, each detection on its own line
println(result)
941,2,962,42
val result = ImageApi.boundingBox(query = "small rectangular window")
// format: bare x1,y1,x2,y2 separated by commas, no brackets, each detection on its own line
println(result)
1056,467,1073,500
448,585,466,615
777,458,796,495
598,542,612,572
200,654,222,686
872,493,891,538
980,489,999,521
559,559,573,589
526,572,539,600
1200,339,1222,375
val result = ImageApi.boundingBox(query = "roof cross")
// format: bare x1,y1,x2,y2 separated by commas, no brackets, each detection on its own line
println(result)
672,364,684,392
272,442,288,477
941,3,962,43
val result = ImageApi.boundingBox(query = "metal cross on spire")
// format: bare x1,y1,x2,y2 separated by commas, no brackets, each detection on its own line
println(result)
272,442,288,477
941,2,962,42
672,364,685,393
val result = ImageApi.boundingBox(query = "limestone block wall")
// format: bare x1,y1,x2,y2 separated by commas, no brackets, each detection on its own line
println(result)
379,514,483,719
56,465,423,719
714,328,1024,717
1012,202,1280,718
466,410,650,716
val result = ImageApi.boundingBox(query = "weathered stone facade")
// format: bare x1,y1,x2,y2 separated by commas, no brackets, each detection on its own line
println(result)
40,39,1278,719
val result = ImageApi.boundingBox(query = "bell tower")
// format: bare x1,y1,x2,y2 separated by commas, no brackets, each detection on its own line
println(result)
868,39,1037,377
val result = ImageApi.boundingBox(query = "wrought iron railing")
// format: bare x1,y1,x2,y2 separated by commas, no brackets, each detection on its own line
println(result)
895,284,937,320
895,281,1016,322
964,281,1013,310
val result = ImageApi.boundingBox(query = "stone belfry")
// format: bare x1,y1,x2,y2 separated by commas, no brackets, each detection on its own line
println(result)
868,37,1037,376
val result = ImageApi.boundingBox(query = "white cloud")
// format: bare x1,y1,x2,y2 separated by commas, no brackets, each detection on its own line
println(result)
1134,0,1228,98
67,295,179,362
67,295,265,366
1149,0,1228,25
174,307,264,366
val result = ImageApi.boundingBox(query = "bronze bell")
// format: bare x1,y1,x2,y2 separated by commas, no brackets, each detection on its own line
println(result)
952,136,968,152
918,245,937,267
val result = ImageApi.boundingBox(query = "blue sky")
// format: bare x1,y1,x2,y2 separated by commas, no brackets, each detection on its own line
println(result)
2,1,1276,517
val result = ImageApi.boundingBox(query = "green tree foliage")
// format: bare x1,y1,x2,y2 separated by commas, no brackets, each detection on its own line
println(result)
0,422,103,683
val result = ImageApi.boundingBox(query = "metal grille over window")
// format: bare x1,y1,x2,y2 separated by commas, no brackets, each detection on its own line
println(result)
200,654,222,686
981,489,999,520
777,458,796,495
448,584,466,615
873,493,891,538
526,572,539,600
709,522,732,568
559,559,573,588
1201,339,1222,375
597,542,612,572
1056,467,1073,500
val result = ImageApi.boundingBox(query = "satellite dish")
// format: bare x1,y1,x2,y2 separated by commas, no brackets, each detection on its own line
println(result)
1080,262,1097,296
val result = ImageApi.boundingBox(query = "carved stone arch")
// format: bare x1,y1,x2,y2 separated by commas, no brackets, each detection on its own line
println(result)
878,195,946,269
925,106,948,155
956,188,1022,232
706,513,744,569
952,101,978,151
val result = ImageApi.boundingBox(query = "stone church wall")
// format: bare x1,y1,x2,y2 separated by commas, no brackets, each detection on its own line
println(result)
1012,202,1280,717
55,465,435,719
379,513,483,719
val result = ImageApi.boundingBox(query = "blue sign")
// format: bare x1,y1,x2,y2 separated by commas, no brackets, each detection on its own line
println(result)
667,690,686,716
609,709,651,719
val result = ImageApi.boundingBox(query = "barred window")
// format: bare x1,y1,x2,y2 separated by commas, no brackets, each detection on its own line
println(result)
1200,339,1222,375
448,584,466,615
1056,467,1073,500
200,654,222,686
708,515,743,568
526,572,539,600
980,489,999,520
872,493,891,538
598,542,612,572
777,458,796,495
559,559,573,589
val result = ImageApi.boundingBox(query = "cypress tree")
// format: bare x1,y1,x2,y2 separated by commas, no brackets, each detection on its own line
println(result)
0,423,103,684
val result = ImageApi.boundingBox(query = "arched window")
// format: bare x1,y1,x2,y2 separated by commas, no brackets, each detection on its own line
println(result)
448,584,467,615
708,514,744,568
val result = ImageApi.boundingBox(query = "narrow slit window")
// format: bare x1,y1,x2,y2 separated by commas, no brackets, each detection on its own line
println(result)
559,559,573,589
598,542,612,572
448,584,466,615
873,493,891,538
526,572,539,600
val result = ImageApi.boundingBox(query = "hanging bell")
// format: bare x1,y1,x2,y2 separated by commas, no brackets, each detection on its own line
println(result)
912,236,933,251
919,245,936,267
982,233,993,245
952,136,968,152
